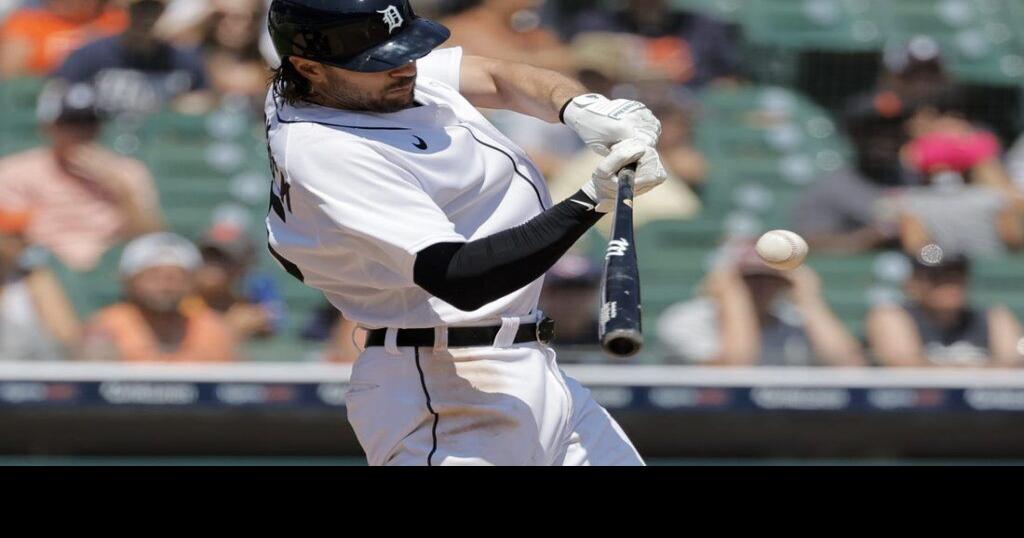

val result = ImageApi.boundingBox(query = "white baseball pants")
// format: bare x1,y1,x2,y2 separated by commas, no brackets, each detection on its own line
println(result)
344,340,644,466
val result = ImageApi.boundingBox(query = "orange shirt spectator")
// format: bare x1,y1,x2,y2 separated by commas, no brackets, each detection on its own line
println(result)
79,232,238,362
83,300,237,362
0,0,128,77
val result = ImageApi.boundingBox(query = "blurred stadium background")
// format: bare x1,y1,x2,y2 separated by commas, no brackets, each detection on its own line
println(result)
3,0,1024,464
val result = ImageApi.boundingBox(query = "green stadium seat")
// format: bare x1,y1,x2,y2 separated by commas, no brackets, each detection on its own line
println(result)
49,246,126,319
668,0,743,21
741,0,885,52
880,0,1024,86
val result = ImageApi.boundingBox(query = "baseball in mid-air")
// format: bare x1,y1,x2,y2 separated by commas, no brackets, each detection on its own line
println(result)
755,229,809,271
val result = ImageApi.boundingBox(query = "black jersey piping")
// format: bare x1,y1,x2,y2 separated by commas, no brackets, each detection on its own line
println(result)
451,124,547,211
274,112,547,211
414,347,440,466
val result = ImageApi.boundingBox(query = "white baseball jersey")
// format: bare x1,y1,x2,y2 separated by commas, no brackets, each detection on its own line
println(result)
264,47,554,329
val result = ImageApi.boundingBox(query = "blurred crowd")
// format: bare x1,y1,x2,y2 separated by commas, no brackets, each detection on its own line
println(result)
0,0,1023,367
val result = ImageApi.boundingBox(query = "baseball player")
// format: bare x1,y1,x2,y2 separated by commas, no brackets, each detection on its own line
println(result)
264,0,667,465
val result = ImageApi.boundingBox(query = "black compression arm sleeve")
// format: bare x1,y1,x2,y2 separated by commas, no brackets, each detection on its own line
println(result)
413,190,602,311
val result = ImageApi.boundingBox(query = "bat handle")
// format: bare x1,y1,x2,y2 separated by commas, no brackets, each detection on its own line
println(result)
618,162,638,186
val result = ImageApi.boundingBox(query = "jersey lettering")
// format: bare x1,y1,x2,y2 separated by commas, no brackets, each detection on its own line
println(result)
265,117,293,223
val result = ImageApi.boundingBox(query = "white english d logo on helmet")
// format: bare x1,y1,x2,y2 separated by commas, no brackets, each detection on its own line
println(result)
378,5,404,34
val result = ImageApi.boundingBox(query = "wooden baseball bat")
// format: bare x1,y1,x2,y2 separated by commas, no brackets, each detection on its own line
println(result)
599,162,642,357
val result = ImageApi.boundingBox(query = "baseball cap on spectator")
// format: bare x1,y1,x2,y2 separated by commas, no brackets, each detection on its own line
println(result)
36,81,102,125
883,35,944,76
910,250,970,278
198,220,256,266
546,253,602,289
119,232,202,278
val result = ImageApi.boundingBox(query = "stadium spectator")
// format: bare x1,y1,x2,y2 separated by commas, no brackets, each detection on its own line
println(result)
789,85,1018,256
657,242,864,366
323,314,364,363
877,36,957,106
896,105,1024,258
52,0,212,115
538,253,602,347
439,0,575,74
866,254,1023,367
194,218,285,340
149,0,269,105
789,91,911,254
0,81,163,271
0,0,127,77
197,0,268,104
563,0,741,88
299,301,366,363
299,300,341,342
0,206,81,360
78,232,238,362
791,37,977,254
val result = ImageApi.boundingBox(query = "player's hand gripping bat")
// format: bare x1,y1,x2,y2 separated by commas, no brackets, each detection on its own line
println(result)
599,163,642,357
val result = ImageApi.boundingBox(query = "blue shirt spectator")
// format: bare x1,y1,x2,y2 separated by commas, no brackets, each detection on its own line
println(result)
195,220,286,340
51,0,208,114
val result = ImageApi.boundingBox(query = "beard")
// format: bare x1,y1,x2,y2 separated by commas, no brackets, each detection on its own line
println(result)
319,70,417,113
133,292,185,314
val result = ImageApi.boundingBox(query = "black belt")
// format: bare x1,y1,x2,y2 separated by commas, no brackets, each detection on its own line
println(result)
365,317,555,348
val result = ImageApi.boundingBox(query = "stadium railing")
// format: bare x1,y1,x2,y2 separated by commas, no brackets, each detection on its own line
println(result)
3,361,1024,459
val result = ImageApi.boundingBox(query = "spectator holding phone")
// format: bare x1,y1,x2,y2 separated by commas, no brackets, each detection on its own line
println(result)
0,206,81,360
897,105,1024,258
658,242,864,366
0,81,163,272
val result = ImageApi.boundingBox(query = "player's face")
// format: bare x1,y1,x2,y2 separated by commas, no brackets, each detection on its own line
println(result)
313,61,418,113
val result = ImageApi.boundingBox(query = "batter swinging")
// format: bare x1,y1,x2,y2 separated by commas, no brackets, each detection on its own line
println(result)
265,0,667,465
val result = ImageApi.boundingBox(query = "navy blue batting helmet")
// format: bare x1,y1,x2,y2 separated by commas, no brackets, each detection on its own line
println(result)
268,0,450,73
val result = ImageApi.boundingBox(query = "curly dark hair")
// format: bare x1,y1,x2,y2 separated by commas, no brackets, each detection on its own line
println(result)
271,59,313,106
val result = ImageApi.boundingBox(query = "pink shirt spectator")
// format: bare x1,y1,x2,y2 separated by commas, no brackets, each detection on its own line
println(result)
906,131,1001,174
0,147,160,271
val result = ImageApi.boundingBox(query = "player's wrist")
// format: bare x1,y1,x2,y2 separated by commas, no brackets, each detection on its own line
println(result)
560,93,607,125
573,186,602,210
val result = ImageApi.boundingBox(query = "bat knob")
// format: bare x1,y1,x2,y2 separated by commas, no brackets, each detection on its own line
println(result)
602,329,643,358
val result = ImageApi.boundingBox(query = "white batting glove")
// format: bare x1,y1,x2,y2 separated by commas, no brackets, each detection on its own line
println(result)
581,139,668,213
562,93,662,156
